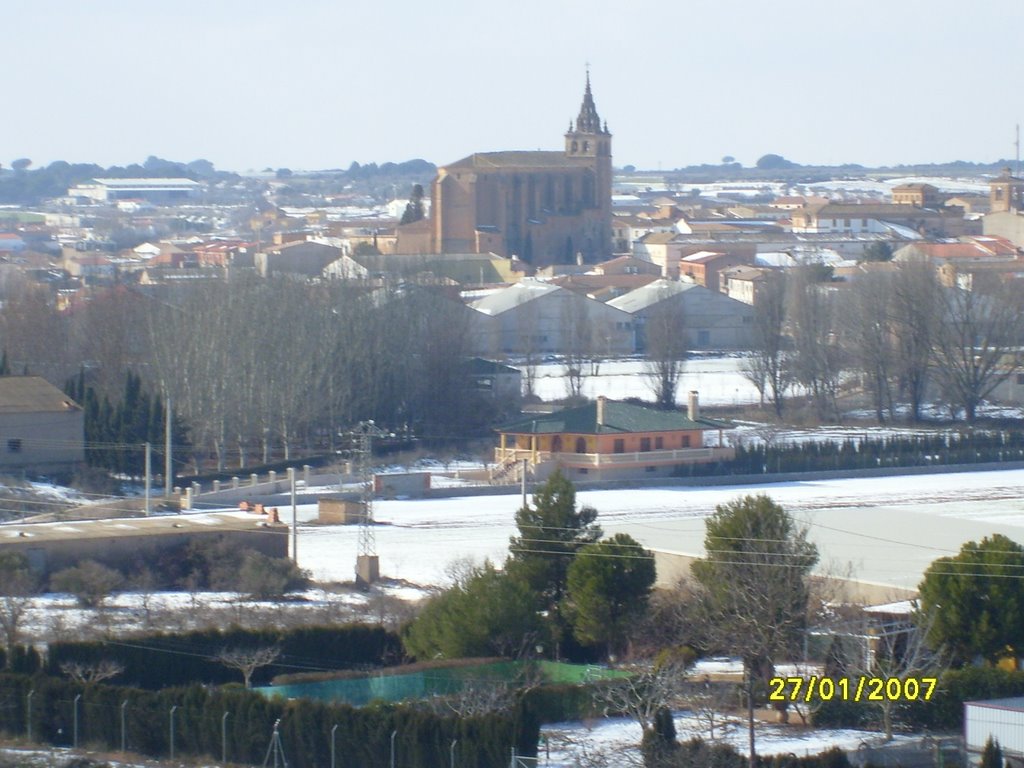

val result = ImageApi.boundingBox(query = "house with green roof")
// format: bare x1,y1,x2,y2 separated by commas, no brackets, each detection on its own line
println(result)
493,393,732,482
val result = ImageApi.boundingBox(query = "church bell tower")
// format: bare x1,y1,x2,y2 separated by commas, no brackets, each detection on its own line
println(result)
565,70,612,160
564,71,613,259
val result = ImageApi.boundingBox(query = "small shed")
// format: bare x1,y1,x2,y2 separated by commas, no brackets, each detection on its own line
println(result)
965,697,1024,764
373,472,431,498
317,498,367,525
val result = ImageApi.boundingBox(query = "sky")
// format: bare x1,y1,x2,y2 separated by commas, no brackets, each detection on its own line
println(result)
5,0,1023,174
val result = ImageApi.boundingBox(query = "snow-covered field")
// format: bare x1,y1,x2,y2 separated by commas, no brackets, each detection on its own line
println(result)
290,467,1024,593
530,356,762,406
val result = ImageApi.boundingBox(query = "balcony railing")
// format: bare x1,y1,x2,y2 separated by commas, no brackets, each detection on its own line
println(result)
494,446,733,468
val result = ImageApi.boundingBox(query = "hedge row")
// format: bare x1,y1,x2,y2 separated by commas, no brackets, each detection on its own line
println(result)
670,431,1024,479
0,672,537,768
46,624,403,690
643,735,852,768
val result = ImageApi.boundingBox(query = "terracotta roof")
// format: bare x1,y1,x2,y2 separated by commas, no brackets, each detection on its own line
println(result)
443,151,591,171
497,398,728,435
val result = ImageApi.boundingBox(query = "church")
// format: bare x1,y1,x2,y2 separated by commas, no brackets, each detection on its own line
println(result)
397,75,613,266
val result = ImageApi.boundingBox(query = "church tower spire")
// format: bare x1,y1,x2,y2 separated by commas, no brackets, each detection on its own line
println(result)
565,70,611,158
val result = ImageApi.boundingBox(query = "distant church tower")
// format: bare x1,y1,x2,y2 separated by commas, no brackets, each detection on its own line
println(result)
989,167,1024,213
564,71,613,259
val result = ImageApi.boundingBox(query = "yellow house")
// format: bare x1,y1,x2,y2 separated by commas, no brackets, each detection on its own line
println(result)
493,393,732,482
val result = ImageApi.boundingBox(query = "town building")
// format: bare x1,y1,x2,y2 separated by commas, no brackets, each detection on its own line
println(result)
607,279,754,350
891,183,940,207
68,178,203,204
983,169,1024,247
467,279,633,357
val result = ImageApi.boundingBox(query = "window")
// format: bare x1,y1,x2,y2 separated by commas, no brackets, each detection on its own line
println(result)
655,436,664,449
578,468,588,475
640,437,651,452
613,439,625,454
1017,373,1024,386
575,437,587,453
7,439,21,453
682,435,691,448
645,466,656,473
697,330,711,346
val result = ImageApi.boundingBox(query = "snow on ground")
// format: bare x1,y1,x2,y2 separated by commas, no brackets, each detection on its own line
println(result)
541,712,914,766
530,356,762,406
290,467,1024,590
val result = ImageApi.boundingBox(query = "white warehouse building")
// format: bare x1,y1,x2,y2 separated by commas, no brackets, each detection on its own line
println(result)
965,698,1024,764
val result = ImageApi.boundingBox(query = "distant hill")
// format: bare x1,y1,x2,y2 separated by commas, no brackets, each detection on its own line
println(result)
625,157,1020,184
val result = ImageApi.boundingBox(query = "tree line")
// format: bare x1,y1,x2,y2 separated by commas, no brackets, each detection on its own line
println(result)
743,261,1024,423
0,275,498,474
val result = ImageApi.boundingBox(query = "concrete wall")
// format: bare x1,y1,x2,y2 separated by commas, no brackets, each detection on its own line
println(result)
0,524,289,580
0,409,84,473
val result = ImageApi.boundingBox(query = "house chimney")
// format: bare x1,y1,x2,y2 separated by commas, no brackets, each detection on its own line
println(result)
596,396,606,428
688,391,700,421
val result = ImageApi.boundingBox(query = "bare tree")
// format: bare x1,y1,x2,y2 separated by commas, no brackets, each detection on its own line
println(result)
740,271,790,417
831,609,945,740
843,271,897,423
787,267,843,420
0,557,37,664
594,661,689,735
643,295,687,409
214,646,280,688
60,659,125,685
931,283,1024,422
562,292,594,400
890,259,940,421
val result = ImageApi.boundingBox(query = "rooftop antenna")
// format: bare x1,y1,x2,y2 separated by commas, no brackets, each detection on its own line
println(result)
1016,123,1020,178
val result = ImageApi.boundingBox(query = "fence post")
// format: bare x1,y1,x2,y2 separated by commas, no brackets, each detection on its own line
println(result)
170,705,177,760
73,693,81,749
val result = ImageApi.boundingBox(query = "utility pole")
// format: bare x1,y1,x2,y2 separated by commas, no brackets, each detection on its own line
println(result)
164,395,172,498
288,467,297,562
144,442,151,516
349,420,388,586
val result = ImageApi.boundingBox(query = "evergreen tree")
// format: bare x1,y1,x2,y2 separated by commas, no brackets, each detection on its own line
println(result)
981,736,1004,768
506,471,601,652
918,534,1024,664
565,533,656,658
402,562,541,659
691,494,818,768
399,183,425,224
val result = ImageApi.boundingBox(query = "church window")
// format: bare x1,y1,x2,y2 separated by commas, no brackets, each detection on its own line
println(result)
583,141,589,153
571,141,578,152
